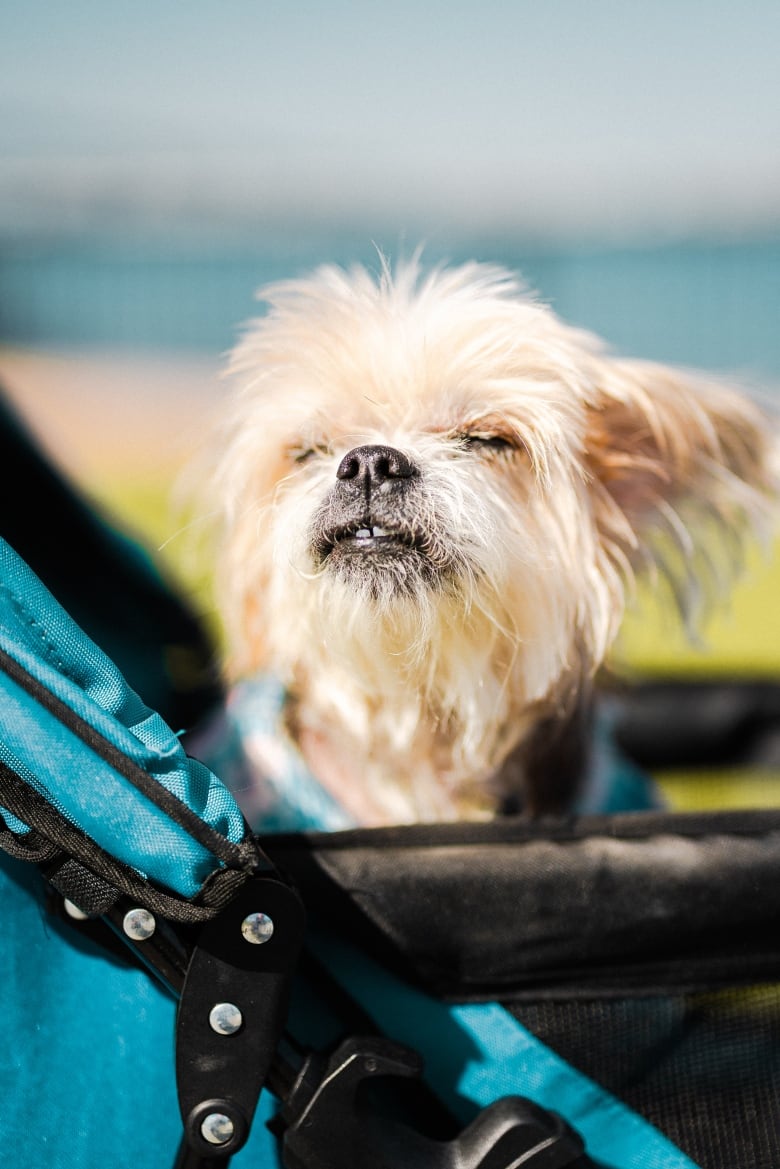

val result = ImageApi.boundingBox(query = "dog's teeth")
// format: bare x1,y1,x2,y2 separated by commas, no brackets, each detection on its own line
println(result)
348,525,395,540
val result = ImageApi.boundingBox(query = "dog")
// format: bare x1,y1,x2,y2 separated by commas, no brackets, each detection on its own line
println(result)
208,258,776,825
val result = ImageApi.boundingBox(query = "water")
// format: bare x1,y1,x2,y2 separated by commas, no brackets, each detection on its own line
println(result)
1,230,778,385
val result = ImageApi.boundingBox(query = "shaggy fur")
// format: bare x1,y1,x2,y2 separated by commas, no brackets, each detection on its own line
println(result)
211,259,776,824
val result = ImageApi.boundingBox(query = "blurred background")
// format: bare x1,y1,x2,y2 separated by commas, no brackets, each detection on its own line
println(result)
1,0,779,685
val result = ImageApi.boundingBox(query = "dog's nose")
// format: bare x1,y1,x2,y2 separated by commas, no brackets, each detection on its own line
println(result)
336,445,418,484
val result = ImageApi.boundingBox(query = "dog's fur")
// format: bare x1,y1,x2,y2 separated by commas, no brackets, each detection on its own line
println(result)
211,259,776,824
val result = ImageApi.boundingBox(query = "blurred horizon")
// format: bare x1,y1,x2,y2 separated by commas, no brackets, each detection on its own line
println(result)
3,4,780,386
3,1,780,247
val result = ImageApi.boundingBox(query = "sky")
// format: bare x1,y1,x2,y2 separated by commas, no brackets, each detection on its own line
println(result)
2,1,780,241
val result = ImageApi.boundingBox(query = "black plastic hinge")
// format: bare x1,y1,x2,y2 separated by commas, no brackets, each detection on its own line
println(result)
176,875,305,1160
278,1035,592,1169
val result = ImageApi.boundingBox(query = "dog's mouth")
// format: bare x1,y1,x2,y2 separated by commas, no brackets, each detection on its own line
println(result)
319,522,428,559
314,519,439,595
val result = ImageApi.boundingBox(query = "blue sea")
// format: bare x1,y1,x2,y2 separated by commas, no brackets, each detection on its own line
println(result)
1,229,778,387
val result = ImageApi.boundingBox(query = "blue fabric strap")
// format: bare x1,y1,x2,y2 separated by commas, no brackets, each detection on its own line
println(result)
0,536,246,897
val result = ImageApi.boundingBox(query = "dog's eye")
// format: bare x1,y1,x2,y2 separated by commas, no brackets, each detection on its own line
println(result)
458,433,517,456
290,443,331,465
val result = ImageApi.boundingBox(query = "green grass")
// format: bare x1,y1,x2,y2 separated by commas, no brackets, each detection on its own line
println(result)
90,467,221,630
616,540,780,677
656,769,780,810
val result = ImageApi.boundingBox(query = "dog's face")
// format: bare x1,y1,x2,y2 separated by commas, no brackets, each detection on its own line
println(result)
213,261,774,820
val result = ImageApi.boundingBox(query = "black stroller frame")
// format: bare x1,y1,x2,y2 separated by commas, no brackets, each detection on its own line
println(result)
110,847,592,1169
2,390,780,1169
12,747,591,1169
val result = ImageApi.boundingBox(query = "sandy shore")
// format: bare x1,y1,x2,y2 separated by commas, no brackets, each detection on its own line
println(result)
0,345,229,490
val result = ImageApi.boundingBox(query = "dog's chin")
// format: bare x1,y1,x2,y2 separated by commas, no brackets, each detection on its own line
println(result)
316,526,442,596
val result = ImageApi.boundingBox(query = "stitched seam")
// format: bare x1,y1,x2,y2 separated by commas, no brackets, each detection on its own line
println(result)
1,581,76,682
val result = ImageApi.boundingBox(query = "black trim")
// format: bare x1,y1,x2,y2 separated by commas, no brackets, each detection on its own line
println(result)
0,812,60,863
614,678,780,770
264,811,780,1001
0,758,239,924
0,644,264,873
273,807,780,849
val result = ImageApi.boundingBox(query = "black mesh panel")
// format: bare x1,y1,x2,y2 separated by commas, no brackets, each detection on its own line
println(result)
510,987,780,1169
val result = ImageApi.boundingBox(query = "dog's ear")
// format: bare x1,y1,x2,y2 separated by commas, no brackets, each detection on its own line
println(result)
585,356,776,607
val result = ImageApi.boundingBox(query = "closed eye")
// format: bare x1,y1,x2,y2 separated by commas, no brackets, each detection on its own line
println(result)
456,432,520,456
289,442,332,464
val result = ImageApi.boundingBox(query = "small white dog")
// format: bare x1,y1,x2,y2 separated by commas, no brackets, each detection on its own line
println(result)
210,259,775,825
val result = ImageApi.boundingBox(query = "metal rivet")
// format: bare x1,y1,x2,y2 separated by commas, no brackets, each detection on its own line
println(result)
200,1112,235,1146
63,898,90,921
240,912,274,945
122,907,156,941
209,1002,243,1036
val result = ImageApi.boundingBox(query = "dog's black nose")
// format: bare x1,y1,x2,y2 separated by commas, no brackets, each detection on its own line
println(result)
336,445,418,484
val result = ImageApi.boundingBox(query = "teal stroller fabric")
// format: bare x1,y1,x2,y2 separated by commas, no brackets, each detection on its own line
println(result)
0,531,698,1169
0,530,278,1167
0,534,246,897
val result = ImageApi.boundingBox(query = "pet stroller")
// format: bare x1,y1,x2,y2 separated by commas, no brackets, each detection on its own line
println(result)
1,390,779,1169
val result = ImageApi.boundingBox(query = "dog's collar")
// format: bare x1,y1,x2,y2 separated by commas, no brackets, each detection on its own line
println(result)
196,676,358,833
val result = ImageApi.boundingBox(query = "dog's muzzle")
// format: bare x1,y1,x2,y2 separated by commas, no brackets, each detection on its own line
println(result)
310,445,434,582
